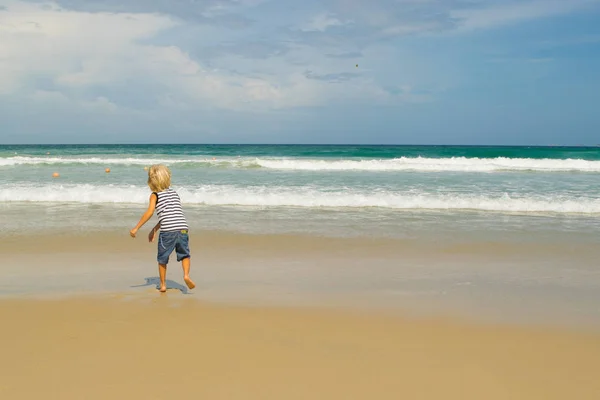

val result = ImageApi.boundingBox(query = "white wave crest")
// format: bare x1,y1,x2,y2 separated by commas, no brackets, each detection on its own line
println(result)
2,155,600,172
255,157,600,172
0,156,207,166
1,184,599,214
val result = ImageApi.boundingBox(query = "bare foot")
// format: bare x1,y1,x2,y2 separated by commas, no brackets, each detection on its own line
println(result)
184,276,196,290
159,285,167,293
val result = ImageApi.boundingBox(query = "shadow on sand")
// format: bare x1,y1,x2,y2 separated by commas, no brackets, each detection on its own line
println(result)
131,277,191,294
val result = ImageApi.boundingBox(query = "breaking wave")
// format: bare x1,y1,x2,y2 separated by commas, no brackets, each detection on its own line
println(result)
1,183,599,214
2,156,600,173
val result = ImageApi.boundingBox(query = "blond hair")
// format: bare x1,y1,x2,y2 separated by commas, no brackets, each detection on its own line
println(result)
147,164,171,192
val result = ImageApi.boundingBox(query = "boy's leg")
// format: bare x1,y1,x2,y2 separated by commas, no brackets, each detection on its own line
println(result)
176,231,195,290
181,257,195,289
158,263,167,292
157,231,178,293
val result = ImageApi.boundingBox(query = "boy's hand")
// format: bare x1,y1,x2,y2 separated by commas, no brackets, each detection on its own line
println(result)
130,228,138,238
148,228,157,243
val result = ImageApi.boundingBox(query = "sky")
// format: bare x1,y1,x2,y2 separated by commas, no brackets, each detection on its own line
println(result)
1,0,599,145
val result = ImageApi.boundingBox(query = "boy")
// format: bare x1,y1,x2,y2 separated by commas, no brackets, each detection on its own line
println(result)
130,164,195,293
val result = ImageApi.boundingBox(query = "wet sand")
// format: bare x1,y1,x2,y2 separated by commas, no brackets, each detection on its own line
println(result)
3,230,600,327
1,296,599,399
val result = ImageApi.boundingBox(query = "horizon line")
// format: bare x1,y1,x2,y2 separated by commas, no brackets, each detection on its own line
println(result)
2,143,599,147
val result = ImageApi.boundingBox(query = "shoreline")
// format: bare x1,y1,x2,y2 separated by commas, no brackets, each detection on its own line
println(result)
2,229,600,330
4,289,600,333
1,295,599,399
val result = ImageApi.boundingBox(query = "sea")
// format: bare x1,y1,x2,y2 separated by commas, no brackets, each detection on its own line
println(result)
1,144,600,235
1,144,600,324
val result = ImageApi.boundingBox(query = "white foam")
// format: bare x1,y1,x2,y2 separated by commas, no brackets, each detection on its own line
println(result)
0,156,204,166
2,155,600,172
1,184,599,214
255,157,600,173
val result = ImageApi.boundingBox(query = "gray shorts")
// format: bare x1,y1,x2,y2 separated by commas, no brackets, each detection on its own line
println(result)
157,230,191,265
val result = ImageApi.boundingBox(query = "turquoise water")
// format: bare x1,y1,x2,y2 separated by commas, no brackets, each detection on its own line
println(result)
1,144,600,236
2,144,600,159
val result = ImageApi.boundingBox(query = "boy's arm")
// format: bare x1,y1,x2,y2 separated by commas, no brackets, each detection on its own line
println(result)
148,222,160,242
130,193,157,238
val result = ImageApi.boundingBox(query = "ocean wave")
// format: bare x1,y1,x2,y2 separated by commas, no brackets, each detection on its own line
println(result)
1,184,599,214
2,155,600,172
0,156,214,167
254,157,600,172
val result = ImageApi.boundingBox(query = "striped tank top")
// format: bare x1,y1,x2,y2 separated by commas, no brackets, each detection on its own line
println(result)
153,188,189,232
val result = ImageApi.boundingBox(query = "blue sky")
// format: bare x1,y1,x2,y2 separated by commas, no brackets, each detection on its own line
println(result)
1,0,599,145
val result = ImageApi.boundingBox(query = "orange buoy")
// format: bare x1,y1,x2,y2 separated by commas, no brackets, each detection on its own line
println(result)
52,172,60,178
105,168,111,173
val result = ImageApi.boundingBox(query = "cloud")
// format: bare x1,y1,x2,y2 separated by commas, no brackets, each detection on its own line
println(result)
17,0,260,26
31,90,120,113
0,2,176,94
0,1,401,114
293,0,600,43
5,0,456,118
300,12,352,32
310,0,461,39
199,40,291,61
304,71,360,83
326,51,363,59
450,0,600,32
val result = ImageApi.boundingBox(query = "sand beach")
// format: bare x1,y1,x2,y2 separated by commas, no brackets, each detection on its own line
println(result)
1,229,600,399
1,293,600,399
